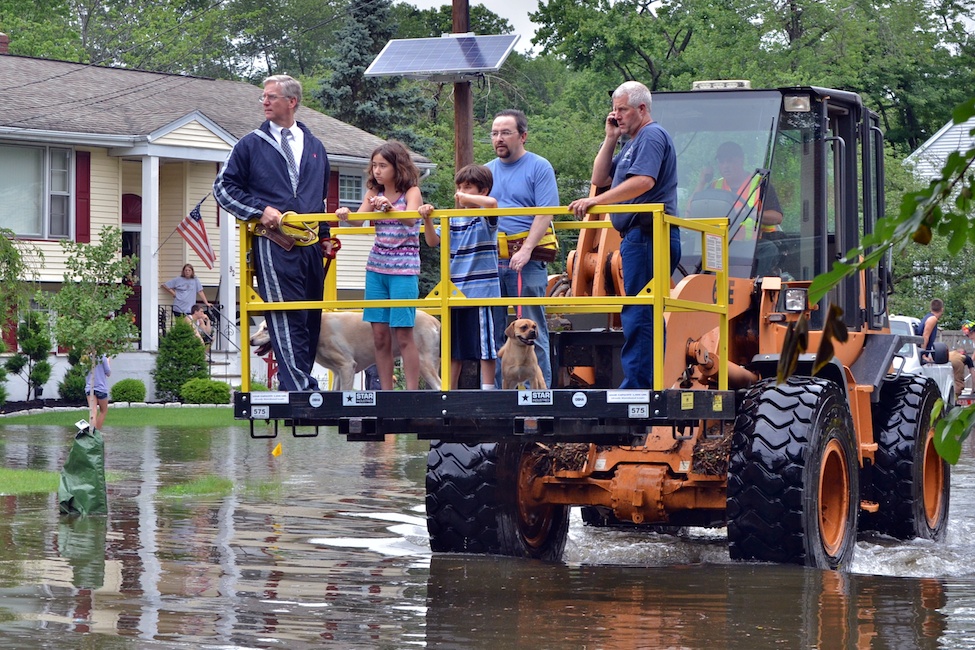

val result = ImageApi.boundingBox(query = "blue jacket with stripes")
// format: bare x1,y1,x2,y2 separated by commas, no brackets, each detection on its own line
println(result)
213,120,330,237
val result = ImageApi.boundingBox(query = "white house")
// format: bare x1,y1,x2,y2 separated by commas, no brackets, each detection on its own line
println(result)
905,117,975,179
0,44,432,401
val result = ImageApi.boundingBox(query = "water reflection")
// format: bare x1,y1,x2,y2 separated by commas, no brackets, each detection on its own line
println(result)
424,556,948,649
58,516,107,590
0,423,972,648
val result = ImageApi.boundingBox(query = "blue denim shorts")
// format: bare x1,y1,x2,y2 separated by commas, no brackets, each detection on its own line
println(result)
363,271,418,328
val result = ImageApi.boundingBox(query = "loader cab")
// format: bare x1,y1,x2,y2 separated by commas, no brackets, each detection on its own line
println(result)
653,85,887,331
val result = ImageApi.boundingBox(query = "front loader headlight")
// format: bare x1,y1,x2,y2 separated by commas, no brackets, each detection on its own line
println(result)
781,287,808,313
784,94,811,112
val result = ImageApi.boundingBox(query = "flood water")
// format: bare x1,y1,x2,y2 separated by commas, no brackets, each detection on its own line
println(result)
2,419,975,649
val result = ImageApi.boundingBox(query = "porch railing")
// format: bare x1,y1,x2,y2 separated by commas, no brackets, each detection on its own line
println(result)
157,303,239,354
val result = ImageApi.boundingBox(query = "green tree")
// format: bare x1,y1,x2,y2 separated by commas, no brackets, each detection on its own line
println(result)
4,311,54,401
0,0,85,60
391,2,513,39
153,319,207,401
889,236,975,329
853,0,975,152
36,226,138,417
531,0,694,89
529,0,974,154
67,0,240,75
0,229,43,334
876,146,975,325
0,229,45,404
316,0,434,151
224,0,347,80
58,348,89,403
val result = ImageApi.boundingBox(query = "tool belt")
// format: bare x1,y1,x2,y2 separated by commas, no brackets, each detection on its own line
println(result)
251,215,320,251
498,229,558,263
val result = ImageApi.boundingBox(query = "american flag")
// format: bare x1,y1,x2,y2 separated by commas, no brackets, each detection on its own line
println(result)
177,195,216,269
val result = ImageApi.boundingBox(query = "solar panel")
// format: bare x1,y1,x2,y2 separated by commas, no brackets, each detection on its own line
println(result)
365,33,520,81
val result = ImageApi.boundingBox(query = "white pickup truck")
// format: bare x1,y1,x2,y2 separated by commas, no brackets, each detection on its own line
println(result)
889,314,956,406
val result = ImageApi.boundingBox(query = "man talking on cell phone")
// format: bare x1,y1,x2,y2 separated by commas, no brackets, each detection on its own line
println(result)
568,81,681,389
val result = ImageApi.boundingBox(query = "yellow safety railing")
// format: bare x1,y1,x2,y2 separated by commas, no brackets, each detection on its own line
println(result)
239,205,729,392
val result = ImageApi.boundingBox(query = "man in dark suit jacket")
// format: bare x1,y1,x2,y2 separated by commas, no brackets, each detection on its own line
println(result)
214,74,330,391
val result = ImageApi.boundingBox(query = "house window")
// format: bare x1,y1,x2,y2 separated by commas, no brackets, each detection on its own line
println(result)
0,144,73,239
338,173,363,208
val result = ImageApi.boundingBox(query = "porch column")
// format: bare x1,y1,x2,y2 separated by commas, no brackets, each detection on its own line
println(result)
140,156,160,351
217,201,239,354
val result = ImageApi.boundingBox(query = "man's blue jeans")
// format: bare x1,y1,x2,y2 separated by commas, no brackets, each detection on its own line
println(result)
493,259,552,388
619,228,681,389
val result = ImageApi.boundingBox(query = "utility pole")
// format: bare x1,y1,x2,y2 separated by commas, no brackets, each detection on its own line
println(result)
452,0,474,179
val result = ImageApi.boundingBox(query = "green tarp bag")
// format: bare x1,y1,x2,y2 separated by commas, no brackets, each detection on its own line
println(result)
58,426,108,516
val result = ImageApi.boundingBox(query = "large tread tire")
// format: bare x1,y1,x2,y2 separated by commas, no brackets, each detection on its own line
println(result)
425,441,569,561
727,376,859,570
861,374,950,540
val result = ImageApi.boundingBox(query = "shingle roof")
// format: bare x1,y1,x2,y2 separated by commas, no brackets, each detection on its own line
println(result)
0,54,426,163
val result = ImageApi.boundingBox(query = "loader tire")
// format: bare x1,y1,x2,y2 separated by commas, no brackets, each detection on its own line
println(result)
426,441,568,561
727,376,859,570
861,374,949,540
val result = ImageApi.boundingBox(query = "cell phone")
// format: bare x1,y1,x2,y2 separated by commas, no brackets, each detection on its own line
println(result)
609,117,619,127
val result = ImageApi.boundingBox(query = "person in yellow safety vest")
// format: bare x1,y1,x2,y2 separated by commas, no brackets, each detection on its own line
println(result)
694,141,783,240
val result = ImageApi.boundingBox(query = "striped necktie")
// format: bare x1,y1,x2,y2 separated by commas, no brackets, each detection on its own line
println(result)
280,128,298,192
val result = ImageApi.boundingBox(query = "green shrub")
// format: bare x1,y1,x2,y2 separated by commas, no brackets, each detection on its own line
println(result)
153,320,207,401
57,347,88,402
4,311,53,400
180,378,230,404
67,347,83,366
111,378,146,403
236,378,269,391
58,364,88,402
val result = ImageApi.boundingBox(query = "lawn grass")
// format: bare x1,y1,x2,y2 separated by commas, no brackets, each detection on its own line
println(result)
2,407,254,499
158,475,234,498
0,467,60,495
0,407,236,428
243,479,284,500
0,466,243,498
0,467,125,495
157,478,284,499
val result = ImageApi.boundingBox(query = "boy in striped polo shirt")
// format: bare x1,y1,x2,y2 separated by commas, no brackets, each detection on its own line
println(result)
420,165,501,390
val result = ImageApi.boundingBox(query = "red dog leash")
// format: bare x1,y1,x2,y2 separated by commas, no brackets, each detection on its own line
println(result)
516,269,523,319
323,236,342,277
